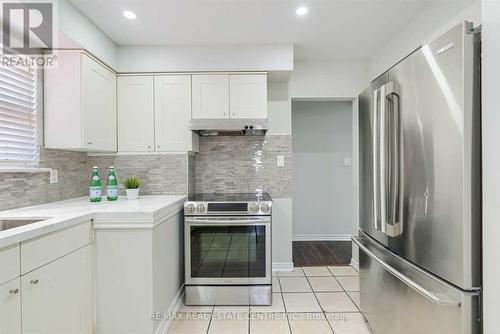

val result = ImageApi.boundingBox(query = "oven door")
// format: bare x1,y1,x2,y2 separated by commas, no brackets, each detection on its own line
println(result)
185,216,271,285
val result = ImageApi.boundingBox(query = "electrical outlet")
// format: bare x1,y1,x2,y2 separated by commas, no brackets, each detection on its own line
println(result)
49,169,58,184
342,157,352,167
277,155,285,167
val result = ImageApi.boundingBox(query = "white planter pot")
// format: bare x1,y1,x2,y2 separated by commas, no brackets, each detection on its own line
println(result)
125,188,139,200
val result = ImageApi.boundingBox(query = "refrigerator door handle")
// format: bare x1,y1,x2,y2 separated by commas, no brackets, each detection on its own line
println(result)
384,82,403,237
353,237,461,307
379,84,387,234
372,88,380,231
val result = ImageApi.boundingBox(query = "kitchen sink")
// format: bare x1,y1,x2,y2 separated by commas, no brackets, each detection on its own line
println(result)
0,218,49,231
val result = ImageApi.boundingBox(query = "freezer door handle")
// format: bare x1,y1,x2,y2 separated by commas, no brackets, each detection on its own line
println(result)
353,237,461,307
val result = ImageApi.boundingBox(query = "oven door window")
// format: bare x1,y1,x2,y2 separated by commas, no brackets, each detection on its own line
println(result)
190,225,266,278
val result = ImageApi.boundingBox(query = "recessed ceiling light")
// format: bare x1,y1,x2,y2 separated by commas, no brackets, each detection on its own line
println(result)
296,6,308,16
123,10,137,20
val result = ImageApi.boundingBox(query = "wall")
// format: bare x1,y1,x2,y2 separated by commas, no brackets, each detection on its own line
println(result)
0,149,88,211
481,0,500,331
57,0,118,68
369,0,480,80
116,45,293,73
289,60,370,99
292,101,353,240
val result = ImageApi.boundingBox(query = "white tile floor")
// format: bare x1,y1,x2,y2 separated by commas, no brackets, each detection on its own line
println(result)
168,265,373,334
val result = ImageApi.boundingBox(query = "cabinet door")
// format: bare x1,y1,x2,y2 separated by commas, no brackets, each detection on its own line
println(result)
155,75,193,152
82,54,117,152
229,74,267,119
22,246,93,334
192,75,229,119
117,76,155,152
0,278,21,334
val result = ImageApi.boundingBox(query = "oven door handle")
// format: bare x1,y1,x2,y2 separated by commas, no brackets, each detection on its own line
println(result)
185,217,270,224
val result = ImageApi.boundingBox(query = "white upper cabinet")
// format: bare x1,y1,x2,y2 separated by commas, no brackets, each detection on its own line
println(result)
155,75,197,152
192,75,230,119
230,74,267,119
44,51,117,152
117,76,155,152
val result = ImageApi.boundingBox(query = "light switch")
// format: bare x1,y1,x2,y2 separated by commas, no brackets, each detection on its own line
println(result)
342,157,352,167
277,155,285,167
49,169,58,184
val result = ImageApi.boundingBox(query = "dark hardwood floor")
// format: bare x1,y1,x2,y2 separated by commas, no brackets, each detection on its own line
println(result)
292,241,352,267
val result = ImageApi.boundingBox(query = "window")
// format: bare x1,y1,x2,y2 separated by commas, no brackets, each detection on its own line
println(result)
0,62,41,166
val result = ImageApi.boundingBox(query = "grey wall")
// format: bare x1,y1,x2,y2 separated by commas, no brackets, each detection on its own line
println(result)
292,100,353,239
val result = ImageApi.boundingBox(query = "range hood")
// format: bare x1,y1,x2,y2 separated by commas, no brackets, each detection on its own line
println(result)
189,118,268,136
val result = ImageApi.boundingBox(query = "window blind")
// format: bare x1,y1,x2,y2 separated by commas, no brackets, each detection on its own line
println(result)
0,62,40,165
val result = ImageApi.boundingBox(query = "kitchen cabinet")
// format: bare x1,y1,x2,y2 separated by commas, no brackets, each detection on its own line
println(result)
192,74,230,119
44,50,117,152
192,74,267,120
22,245,93,334
117,76,155,152
155,75,198,152
0,278,21,334
116,75,198,153
230,74,267,119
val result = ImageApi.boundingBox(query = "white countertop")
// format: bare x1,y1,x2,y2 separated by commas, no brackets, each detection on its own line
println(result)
0,195,186,249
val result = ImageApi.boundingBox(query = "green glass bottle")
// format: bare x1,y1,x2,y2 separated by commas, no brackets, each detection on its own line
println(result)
89,166,102,202
106,166,118,201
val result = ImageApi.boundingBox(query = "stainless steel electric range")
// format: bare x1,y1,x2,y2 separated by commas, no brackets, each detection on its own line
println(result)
184,193,272,306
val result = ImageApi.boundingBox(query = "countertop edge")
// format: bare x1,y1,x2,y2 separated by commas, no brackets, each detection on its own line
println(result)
0,195,187,249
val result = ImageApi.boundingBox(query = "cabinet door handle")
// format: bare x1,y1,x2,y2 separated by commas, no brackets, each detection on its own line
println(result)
147,145,151,149
157,145,160,148
9,288,19,295
30,279,39,285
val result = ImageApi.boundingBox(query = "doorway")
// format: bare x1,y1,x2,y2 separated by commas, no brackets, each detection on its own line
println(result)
292,100,353,266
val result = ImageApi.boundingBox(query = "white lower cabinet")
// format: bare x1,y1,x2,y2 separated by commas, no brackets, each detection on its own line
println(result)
21,245,93,334
0,278,21,334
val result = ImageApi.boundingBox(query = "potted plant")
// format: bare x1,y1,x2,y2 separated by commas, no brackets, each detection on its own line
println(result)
123,177,141,200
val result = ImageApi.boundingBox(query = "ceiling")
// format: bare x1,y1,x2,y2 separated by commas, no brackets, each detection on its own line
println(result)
70,0,469,61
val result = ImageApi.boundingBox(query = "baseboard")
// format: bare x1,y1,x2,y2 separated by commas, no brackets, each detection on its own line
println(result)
155,284,185,334
292,234,352,241
350,258,359,271
272,262,294,272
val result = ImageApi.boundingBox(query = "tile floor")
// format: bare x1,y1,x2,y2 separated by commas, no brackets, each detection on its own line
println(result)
168,265,373,334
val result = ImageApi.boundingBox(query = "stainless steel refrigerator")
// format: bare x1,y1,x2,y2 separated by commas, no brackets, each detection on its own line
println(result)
355,21,481,334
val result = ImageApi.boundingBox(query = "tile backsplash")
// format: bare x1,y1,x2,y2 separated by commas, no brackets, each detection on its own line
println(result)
0,135,292,211
88,154,188,196
0,149,89,211
194,135,292,197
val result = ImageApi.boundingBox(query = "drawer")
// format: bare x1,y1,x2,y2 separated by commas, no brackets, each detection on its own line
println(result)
0,244,20,285
21,221,91,274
